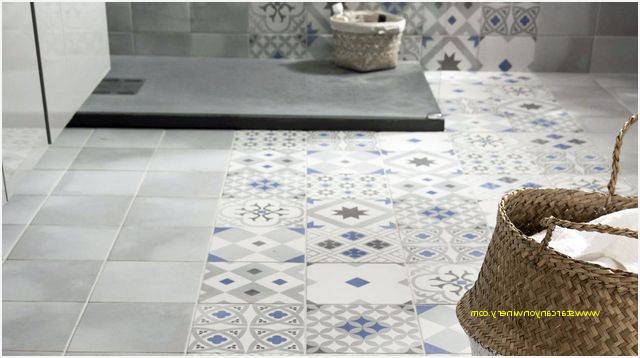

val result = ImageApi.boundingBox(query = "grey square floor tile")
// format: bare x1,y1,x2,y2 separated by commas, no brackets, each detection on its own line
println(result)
34,147,81,169
148,149,229,172
2,351,61,355
70,147,154,170
125,197,217,227
2,195,46,224
9,170,65,195
85,129,164,148
2,224,25,260
33,196,133,226
110,226,210,261
91,261,202,303
51,128,93,147
3,260,102,301
138,171,224,198
8,225,117,260
159,130,234,149
3,302,84,351
68,302,193,353
53,170,144,196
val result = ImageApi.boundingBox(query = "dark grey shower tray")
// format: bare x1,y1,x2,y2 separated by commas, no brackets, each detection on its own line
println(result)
71,56,443,131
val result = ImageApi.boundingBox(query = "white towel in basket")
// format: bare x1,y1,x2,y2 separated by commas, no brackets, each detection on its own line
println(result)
531,208,638,273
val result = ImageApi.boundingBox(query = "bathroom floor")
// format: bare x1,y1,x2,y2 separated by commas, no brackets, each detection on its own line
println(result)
2,72,637,355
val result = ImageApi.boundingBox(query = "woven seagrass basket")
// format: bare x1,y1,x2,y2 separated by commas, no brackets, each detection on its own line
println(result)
457,115,639,356
330,10,405,72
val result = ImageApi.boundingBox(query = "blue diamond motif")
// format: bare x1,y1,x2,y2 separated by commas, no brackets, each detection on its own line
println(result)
354,316,370,326
554,143,571,150
341,231,365,241
481,182,500,189
269,310,288,319
370,322,388,333
490,15,501,26
520,15,530,26
448,15,456,24
220,278,234,285
273,279,287,285
419,250,436,257
346,277,370,287
338,322,357,332
342,248,368,258
499,59,512,72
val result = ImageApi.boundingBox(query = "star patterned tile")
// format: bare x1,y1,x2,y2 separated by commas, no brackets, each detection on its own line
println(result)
382,150,462,177
408,263,480,304
307,197,397,231
306,304,423,354
307,263,412,304
188,304,304,354
416,304,471,354
208,227,305,263
199,262,304,303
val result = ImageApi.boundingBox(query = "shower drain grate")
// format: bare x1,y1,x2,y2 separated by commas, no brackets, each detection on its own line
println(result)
93,78,144,95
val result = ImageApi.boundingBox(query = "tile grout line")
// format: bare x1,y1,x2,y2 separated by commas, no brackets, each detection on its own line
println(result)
61,129,167,355
375,132,427,355
2,129,95,265
181,130,236,355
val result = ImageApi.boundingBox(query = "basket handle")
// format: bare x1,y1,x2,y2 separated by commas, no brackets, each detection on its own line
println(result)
537,216,638,254
604,114,637,208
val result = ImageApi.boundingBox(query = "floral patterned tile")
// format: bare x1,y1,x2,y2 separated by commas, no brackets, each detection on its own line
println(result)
408,263,480,304
401,227,489,264
188,304,304,354
232,131,306,153
306,303,423,354
217,198,305,228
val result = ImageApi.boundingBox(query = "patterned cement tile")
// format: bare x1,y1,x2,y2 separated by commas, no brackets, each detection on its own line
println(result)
217,198,304,228
408,263,480,304
307,150,385,175
222,168,305,200
232,130,307,152
377,132,453,152
545,174,637,197
189,304,304,354
382,150,462,177
208,227,305,263
455,150,539,174
307,227,404,263
416,304,471,354
199,262,304,303
307,197,397,231
307,263,411,305
307,173,391,199
402,228,488,264
387,173,472,200
306,304,423,354
393,194,487,230
227,150,306,174
307,131,378,151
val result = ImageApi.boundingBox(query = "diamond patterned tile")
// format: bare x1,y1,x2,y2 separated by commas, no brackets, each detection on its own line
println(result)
307,303,423,354
208,227,305,263
307,263,411,304
416,304,471,354
307,131,378,151
307,227,404,263
188,304,304,354
199,262,304,303
393,194,487,230
307,150,385,175
227,150,306,174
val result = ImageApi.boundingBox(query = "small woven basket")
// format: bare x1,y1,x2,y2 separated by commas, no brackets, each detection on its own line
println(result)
330,10,405,72
457,115,639,356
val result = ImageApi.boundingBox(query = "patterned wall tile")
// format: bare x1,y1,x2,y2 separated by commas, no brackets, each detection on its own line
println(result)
248,2,306,33
249,33,309,59
479,36,536,72
307,304,423,354
189,304,304,354
421,36,482,71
